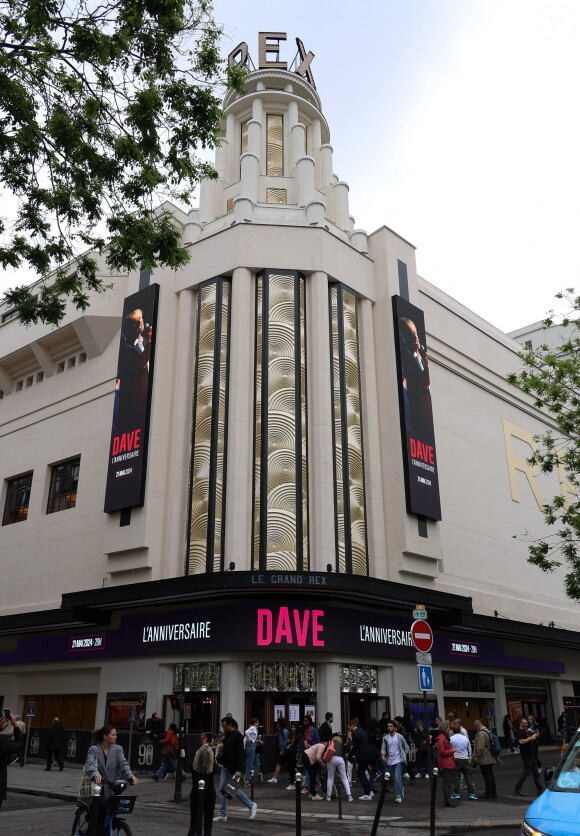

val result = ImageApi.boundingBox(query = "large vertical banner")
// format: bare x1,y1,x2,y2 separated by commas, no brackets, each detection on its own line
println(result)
104,284,159,513
392,295,441,520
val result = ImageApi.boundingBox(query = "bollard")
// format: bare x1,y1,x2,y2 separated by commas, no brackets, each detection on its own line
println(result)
370,771,390,836
195,779,205,836
295,772,302,836
250,769,255,802
337,777,342,819
87,782,102,836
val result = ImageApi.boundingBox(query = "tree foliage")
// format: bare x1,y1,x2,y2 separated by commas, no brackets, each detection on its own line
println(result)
0,0,245,325
508,288,580,600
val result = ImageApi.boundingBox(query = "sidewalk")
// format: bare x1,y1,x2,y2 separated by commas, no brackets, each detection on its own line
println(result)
8,747,558,832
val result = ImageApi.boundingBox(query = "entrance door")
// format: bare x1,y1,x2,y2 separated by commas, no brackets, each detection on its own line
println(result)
341,695,390,732
166,693,218,733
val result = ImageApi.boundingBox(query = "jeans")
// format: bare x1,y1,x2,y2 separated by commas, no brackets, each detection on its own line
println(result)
515,761,542,794
301,752,318,795
441,767,454,805
244,742,257,780
357,760,375,794
156,755,186,778
219,766,253,816
387,761,404,798
327,755,351,798
416,749,430,776
480,763,497,797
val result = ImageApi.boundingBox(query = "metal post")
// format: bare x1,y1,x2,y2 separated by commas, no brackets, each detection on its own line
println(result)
295,772,302,836
370,772,388,836
428,700,437,836
250,769,255,802
174,667,186,803
128,720,134,765
23,716,32,766
337,777,342,819
87,785,102,836
195,779,205,836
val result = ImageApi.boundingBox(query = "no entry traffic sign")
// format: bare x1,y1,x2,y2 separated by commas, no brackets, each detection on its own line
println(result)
411,620,433,652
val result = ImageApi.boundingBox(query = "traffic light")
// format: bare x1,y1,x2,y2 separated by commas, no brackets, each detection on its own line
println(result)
170,695,184,711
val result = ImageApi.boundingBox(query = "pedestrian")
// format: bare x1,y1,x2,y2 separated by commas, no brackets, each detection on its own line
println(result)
514,717,543,797
503,715,516,752
413,719,430,778
267,717,289,784
347,717,375,800
152,723,185,781
9,715,26,766
450,723,476,799
187,733,216,836
318,712,334,743
437,722,457,807
472,719,497,799
297,715,320,793
144,711,164,739
301,741,326,800
84,725,138,834
380,719,409,804
0,712,23,810
394,716,416,783
243,717,260,784
324,735,352,802
213,715,257,823
283,721,300,790
45,717,65,771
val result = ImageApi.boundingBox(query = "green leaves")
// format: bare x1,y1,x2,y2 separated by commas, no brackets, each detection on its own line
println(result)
0,0,243,325
509,289,580,600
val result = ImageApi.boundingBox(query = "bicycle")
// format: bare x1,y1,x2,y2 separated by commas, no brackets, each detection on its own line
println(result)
71,778,136,836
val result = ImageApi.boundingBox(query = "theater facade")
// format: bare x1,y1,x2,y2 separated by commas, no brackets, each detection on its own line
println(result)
1,32,579,747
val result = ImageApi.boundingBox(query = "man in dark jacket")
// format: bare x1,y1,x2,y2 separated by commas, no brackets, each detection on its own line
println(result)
318,712,334,743
347,718,375,799
45,717,65,771
214,716,257,823
1,712,23,809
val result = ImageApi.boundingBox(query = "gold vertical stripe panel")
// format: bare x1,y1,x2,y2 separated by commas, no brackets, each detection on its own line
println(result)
253,276,263,569
188,283,216,574
241,120,248,155
266,273,297,571
266,114,283,176
342,290,367,576
330,287,346,574
212,283,229,572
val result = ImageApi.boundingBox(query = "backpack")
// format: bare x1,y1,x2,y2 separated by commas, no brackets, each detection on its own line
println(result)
486,729,501,757
489,731,501,757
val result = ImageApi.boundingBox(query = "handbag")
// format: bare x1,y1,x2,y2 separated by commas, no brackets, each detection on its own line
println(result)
161,744,170,756
221,775,241,798
78,756,97,799
322,740,336,763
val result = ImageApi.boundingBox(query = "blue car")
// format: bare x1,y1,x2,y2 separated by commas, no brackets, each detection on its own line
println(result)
521,731,580,836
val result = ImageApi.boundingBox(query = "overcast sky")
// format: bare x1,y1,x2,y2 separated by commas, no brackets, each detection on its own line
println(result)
2,0,578,334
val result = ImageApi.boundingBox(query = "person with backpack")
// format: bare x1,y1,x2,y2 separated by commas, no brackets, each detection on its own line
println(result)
472,719,497,799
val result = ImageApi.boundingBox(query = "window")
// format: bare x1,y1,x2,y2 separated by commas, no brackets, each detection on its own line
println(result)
46,458,80,514
1,309,18,324
3,473,33,525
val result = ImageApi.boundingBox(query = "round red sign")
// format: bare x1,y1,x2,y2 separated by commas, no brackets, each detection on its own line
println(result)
411,620,433,652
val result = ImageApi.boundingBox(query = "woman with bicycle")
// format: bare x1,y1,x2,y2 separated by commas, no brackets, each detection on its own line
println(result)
84,726,138,832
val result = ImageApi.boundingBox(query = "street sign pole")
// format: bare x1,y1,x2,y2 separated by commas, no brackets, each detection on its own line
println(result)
411,606,436,836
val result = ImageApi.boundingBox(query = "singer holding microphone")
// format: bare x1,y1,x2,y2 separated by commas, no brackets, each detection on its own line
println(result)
398,316,433,442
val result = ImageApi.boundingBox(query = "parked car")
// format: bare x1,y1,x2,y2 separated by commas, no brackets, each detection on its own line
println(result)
521,729,580,836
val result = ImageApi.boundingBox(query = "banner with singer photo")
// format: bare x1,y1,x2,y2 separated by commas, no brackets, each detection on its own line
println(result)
104,284,159,513
392,295,441,520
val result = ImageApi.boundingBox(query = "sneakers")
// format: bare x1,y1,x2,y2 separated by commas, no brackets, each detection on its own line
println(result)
425,774,430,779
311,794,323,801
249,802,258,819
325,796,331,802
395,796,402,803
515,788,527,796
286,783,295,790
452,793,460,799
267,777,277,783
301,786,309,794
469,793,478,800
403,772,410,779
213,815,227,822
347,795,354,802
359,794,373,800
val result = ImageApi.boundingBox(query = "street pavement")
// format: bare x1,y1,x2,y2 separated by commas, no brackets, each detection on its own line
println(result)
6,746,558,833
